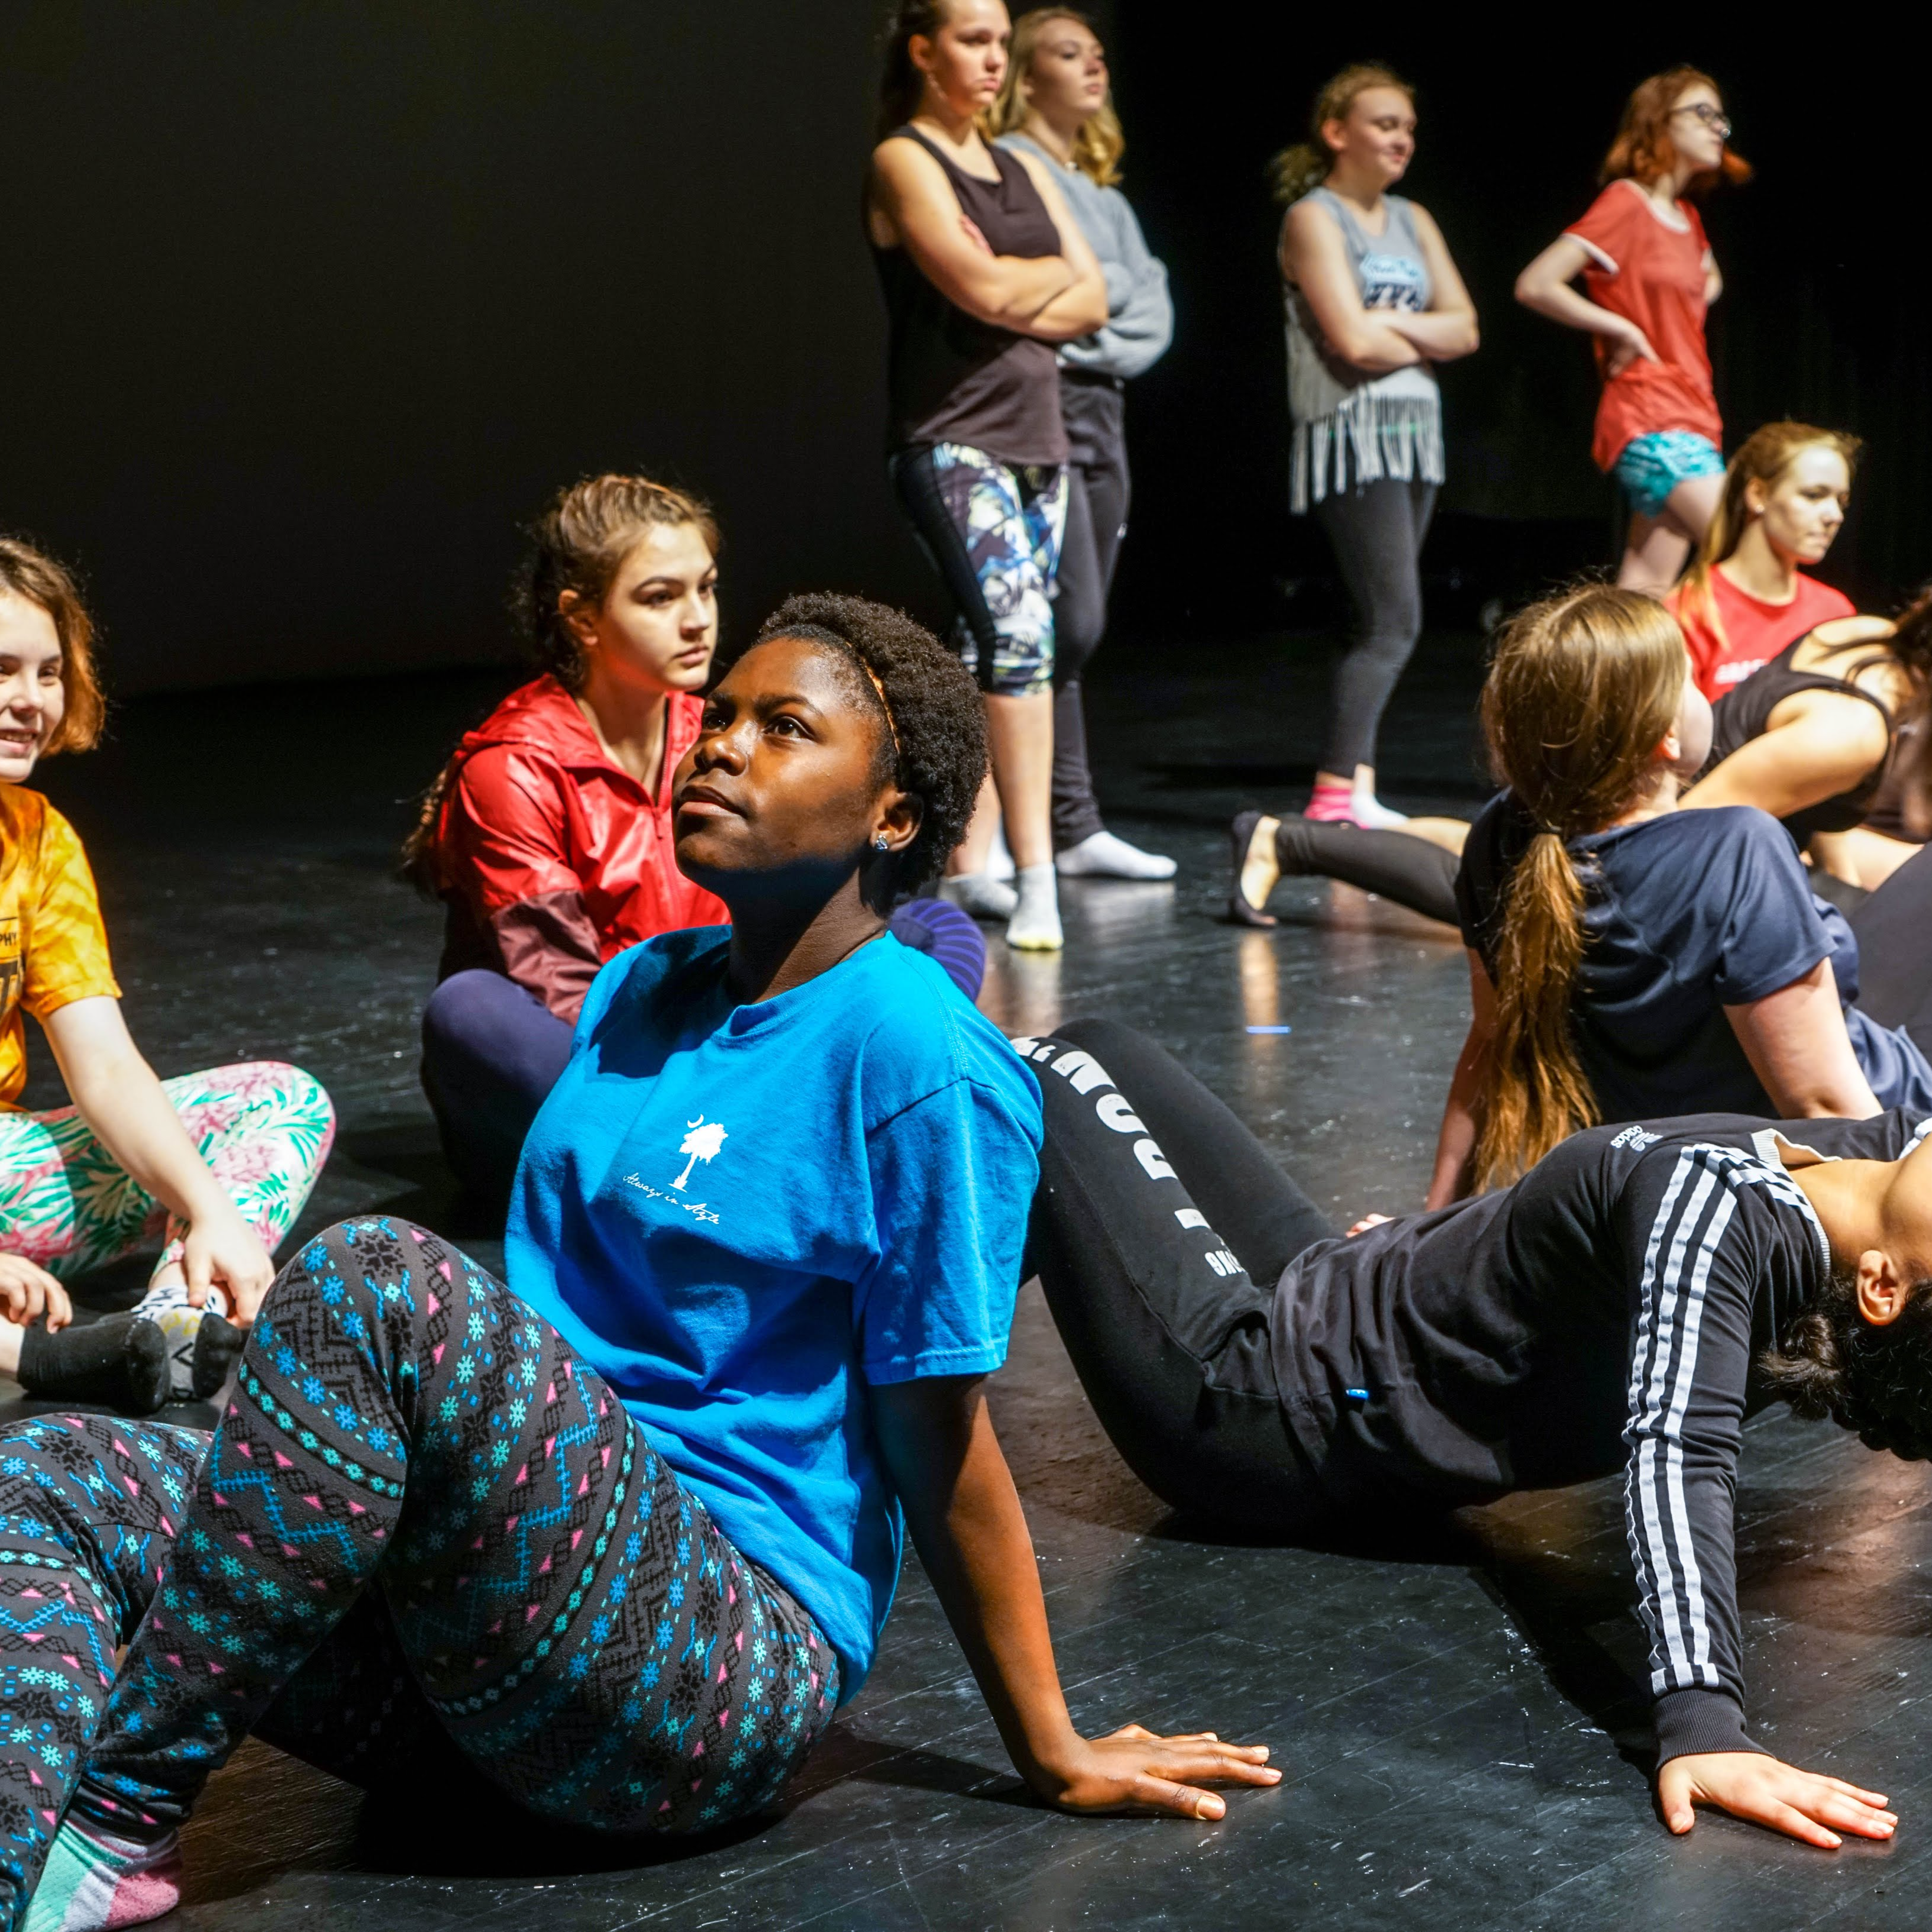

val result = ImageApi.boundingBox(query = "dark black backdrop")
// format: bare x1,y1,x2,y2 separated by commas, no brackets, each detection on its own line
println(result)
2,5,1923,690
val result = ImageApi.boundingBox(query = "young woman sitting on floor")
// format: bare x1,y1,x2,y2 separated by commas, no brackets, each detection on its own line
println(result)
1023,1013,1927,1849
1433,586,1931,1205
1231,587,1931,1196
405,474,984,1203
12,593,1273,1932
0,538,333,1415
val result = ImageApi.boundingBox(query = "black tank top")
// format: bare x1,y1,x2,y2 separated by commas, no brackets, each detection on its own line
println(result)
871,127,1069,466
1702,635,1900,843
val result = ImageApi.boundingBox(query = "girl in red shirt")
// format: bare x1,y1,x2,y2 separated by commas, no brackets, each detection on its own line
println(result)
1668,421,1858,701
1516,67,1752,596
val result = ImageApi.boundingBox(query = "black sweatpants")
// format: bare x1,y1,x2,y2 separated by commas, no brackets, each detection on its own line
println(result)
1025,1018,1340,1528
1312,477,1437,776
1052,374,1130,849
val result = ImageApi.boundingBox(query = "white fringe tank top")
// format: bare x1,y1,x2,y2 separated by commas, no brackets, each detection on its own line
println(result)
1281,187,1445,514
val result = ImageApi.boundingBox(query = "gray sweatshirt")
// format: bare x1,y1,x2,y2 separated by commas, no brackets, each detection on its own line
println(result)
996,133,1173,381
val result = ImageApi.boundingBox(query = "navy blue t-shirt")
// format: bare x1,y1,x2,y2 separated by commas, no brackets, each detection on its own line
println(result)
505,928,1043,1698
1455,797,1932,1121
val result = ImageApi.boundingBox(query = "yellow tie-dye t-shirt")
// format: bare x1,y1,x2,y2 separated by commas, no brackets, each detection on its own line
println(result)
0,786,120,1109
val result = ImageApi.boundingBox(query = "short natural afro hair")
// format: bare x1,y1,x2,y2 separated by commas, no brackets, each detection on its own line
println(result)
1758,1265,1932,1460
715,591,987,896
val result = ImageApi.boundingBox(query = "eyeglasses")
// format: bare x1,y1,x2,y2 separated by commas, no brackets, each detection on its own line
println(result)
1672,103,1732,138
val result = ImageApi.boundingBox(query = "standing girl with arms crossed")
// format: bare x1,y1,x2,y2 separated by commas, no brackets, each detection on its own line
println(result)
1274,66,1479,829
866,0,1109,949
990,7,1177,881
1516,68,1751,597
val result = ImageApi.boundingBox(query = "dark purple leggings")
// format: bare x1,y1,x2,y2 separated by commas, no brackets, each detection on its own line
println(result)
421,905,987,1198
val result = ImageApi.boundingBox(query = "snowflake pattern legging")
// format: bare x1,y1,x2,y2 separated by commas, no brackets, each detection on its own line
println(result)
0,1217,839,1922
0,1060,335,1324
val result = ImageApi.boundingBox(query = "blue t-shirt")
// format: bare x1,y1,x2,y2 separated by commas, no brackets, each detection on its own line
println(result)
1456,797,1932,1121
505,927,1042,1699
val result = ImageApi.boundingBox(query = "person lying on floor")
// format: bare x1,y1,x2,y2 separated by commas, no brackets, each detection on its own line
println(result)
403,472,985,1203
0,537,334,1414
11,592,1272,1932
1023,1013,1927,1850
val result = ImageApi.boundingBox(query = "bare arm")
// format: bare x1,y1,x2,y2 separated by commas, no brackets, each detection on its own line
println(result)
1514,232,1656,371
1679,691,1891,823
1703,248,1723,306
1724,961,1881,1119
42,997,276,1319
871,1375,1279,1817
1426,952,1496,1209
1380,202,1479,362
1007,150,1110,341
1280,199,1422,373
868,140,1092,337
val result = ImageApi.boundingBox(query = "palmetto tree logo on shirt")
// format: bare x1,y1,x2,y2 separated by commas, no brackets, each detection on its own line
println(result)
673,1116,728,1191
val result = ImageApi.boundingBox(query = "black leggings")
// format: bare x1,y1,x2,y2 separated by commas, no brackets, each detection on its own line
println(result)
1313,476,1437,775
1025,1018,1339,1529
1275,817,1461,926
1052,374,1130,849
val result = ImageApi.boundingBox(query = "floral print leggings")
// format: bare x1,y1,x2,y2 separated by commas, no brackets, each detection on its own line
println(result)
0,1061,335,1324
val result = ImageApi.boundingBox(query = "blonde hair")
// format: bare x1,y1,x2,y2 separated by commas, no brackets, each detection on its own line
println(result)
987,8,1123,186
1675,422,1862,645
1268,63,1411,205
1474,586,1689,1191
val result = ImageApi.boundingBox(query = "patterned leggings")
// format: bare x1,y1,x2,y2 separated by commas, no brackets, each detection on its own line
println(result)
891,442,1068,698
0,1061,335,1324
21,1219,838,1893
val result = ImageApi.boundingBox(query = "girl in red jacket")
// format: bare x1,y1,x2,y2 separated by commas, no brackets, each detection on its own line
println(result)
406,474,982,1198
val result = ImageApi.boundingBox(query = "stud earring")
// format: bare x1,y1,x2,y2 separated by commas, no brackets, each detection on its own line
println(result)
873,835,891,851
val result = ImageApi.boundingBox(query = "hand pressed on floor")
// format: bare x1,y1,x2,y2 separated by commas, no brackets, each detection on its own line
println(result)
1035,1723,1280,1820
1659,1750,1895,1849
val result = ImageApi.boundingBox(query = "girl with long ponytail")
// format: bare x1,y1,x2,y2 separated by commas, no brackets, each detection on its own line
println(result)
1429,584,1932,1205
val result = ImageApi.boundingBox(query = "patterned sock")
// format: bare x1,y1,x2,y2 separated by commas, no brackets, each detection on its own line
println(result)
1303,780,1358,824
145,1306,206,1403
22,1821,179,1932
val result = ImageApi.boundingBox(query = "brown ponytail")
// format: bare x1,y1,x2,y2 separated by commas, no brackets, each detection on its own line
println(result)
1473,586,1689,1190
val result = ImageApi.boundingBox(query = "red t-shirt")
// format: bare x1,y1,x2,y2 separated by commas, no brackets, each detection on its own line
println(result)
1667,568,1857,702
1566,180,1720,472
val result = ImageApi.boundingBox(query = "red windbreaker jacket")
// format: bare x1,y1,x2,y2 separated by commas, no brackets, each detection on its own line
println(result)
432,676,726,1022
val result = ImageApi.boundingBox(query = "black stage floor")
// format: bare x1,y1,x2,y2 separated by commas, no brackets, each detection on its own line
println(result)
11,630,1931,1928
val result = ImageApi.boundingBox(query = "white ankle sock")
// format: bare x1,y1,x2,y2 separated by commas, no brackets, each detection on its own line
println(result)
1006,864,1064,951
939,871,1019,921
1055,829,1177,880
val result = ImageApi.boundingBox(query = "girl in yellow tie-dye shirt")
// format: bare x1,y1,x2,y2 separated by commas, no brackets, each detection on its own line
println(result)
0,538,334,1411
